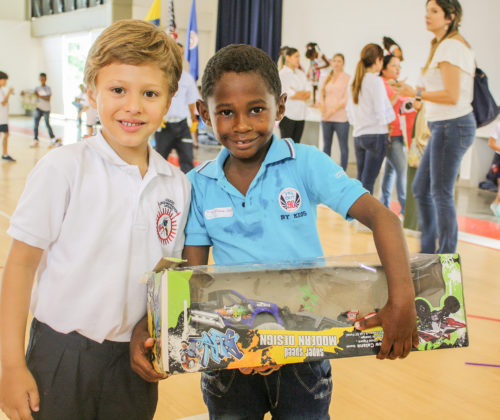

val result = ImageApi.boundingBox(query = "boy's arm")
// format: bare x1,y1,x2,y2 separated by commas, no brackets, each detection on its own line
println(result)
348,194,418,360
130,245,210,382
0,240,43,419
182,245,209,266
1,88,13,106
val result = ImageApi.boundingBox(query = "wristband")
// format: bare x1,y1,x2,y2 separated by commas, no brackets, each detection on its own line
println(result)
415,88,423,101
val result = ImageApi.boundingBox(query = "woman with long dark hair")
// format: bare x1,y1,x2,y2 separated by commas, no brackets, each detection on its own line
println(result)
395,0,475,253
379,54,417,216
347,44,395,194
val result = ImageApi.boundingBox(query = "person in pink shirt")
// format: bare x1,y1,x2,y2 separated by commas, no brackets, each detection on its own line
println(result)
318,53,351,170
379,54,416,215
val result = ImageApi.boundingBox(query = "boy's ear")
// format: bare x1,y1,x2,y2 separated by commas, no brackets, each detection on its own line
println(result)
87,86,97,109
276,93,287,121
164,94,173,116
196,99,212,127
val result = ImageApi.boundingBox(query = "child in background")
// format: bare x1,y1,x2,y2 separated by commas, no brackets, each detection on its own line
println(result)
0,71,15,162
131,44,417,419
72,83,86,126
0,20,190,420
78,88,99,138
488,121,500,216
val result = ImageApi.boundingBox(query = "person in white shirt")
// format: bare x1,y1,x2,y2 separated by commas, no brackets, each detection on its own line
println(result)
155,42,200,173
279,47,311,143
0,71,15,162
28,73,62,148
395,0,475,254
78,89,99,138
488,122,500,217
347,43,395,194
0,20,190,420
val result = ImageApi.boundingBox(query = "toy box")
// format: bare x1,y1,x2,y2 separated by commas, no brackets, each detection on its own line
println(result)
145,253,468,374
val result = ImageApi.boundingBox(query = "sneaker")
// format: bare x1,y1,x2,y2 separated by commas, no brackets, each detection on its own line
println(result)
30,139,40,148
490,203,500,217
1,154,16,162
48,138,62,148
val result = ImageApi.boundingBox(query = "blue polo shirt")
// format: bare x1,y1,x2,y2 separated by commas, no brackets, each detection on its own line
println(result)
185,136,367,265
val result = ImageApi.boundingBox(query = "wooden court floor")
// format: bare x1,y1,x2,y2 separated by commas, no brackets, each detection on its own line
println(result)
1,133,499,420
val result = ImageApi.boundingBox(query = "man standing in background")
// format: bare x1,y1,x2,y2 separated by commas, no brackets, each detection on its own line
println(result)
154,43,199,173
26,73,61,148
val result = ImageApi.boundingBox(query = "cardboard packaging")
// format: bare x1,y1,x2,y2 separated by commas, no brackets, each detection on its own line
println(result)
145,253,468,374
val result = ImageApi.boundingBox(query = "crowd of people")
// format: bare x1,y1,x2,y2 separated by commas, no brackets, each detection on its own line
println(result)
0,1,497,419
277,0,495,253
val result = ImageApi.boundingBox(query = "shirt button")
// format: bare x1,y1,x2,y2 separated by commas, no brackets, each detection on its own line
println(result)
242,202,245,207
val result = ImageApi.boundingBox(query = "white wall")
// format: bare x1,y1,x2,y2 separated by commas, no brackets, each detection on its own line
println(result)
0,20,44,115
1,0,499,116
282,0,500,99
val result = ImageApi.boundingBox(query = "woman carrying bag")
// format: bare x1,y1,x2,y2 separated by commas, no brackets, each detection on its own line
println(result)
395,0,475,253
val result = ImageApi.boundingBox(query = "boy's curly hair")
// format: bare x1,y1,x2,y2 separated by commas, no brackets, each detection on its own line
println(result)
84,19,182,95
201,44,281,102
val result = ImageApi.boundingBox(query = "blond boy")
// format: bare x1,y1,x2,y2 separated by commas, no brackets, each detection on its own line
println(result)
0,20,190,420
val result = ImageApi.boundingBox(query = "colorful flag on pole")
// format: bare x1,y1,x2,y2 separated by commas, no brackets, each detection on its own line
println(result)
186,0,199,81
167,0,178,40
145,0,161,26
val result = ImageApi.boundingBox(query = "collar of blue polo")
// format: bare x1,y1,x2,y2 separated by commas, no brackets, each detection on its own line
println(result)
196,135,296,179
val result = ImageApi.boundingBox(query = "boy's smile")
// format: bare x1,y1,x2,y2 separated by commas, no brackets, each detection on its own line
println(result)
88,62,171,164
199,71,285,164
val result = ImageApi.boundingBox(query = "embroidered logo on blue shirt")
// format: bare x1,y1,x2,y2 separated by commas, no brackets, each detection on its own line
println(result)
279,188,302,213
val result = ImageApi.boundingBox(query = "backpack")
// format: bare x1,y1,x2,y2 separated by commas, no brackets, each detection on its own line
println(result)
472,68,499,128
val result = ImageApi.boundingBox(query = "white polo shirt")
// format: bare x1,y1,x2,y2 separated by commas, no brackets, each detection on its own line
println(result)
279,66,310,121
8,131,191,342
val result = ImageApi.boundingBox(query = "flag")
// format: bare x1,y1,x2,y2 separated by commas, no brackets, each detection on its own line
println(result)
167,0,178,40
145,0,161,26
186,0,199,81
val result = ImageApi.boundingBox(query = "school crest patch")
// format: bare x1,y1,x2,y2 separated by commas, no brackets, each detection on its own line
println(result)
156,199,181,245
279,188,302,213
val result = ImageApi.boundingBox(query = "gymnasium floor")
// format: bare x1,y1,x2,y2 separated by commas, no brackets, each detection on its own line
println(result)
1,117,499,420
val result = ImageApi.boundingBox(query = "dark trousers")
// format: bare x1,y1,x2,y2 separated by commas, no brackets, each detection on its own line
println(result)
33,108,55,140
321,121,350,170
155,119,194,173
201,360,332,419
354,133,389,194
279,116,305,144
26,319,158,420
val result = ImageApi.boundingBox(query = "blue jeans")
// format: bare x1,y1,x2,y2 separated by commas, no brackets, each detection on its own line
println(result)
380,135,407,213
201,360,332,419
321,121,350,170
354,133,388,194
412,113,476,253
33,108,55,140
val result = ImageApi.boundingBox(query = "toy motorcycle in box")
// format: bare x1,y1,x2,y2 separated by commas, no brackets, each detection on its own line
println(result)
144,253,468,374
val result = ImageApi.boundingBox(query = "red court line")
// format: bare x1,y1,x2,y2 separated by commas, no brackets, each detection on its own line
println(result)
457,215,500,240
167,155,201,168
390,201,500,240
11,126,51,139
467,314,500,323
11,125,202,168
